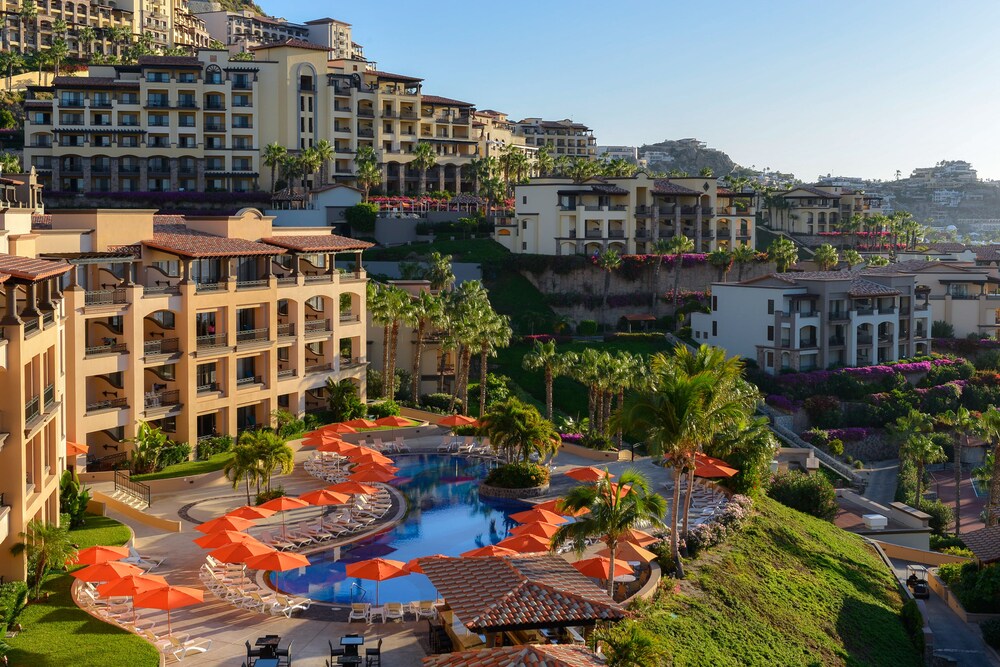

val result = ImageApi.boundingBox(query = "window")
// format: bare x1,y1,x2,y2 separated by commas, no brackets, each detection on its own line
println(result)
712,321,717,336
767,326,774,341
521,220,527,230
522,196,527,204
712,296,717,311
767,299,774,315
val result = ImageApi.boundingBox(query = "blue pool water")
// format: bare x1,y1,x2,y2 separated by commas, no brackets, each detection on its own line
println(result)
269,454,528,604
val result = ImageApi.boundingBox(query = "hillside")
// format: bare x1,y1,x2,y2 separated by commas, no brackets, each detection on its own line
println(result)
637,497,921,666
212,0,265,15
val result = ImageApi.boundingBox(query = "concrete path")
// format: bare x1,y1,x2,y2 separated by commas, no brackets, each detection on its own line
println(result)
861,459,900,506
930,466,986,533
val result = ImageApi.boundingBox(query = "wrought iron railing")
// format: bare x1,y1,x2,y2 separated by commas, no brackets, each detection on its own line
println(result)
144,338,179,355
236,328,269,343
144,389,179,409
86,397,127,412
85,288,127,306
236,375,262,386
196,334,228,350
114,470,151,507
43,384,54,408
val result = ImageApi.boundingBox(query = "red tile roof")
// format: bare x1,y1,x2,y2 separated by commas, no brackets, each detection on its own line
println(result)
423,645,604,667
137,55,202,67
421,94,474,107
420,555,626,632
145,227,286,259
261,235,373,253
848,278,901,297
250,38,330,52
959,526,1000,563
0,254,70,281
784,185,840,198
0,176,24,186
51,76,139,89
652,179,702,196
369,70,423,83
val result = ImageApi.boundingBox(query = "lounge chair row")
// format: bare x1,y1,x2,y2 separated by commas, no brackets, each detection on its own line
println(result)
200,563,311,618
348,600,441,623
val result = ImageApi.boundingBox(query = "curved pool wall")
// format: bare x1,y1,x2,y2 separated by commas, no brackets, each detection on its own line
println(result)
269,454,529,605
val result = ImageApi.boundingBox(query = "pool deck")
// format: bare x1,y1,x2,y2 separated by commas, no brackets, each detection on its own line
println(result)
92,430,676,666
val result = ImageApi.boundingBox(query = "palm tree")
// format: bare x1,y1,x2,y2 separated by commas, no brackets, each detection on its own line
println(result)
480,397,559,464
813,243,839,271
49,37,68,79
732,244,757,282
941,407,977,535
299,147,322,190
699,167,714,177
707,248,733,282
224,443,263,503
980,407,1000,526
866,255,890,267
566,158,597,183
426,251,455,292
767,237,798,272
239,430,293,494
326,377,364,421
534,143,554,177
475,310,512,416
34,48,51,86
407,290,444,402
0,51,25,92
19,0,38,54
592,622,666,667
411,142,437,195
550,470,665,597
52,18,67,39
595,248,621,310
262,143,287,192
354,145,381,201
667,234,694,306
522,340,560,421
601,158,637,178
841,248,863,269
900,434,946,505
498,144,530,195
10,519,76,600
382,285,413,400
445,280,491,413
312,139,334,185
76,25,96,60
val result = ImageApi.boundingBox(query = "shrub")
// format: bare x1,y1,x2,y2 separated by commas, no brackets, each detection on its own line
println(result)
803,395,842,429
825,438,844,457
767,470,838,521
344,202,378,232
157,442,192,468
452,424,480,436
932,320,955,338
420,393,462,413
0,580,28,631
939,562,1000,613
896,458,918,504
982,619,1000,649
367,399,401,419
59,469,92,529
580,431,616,451
930,534,967,551
940,546,975,558
577,320,598,336
917,498,953,536
900,599,925,653
255,486,285,505
468,373,513,410
196,434,233,460
484,462,549,489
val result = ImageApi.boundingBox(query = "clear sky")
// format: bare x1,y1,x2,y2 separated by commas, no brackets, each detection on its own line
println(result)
259,0,1000,182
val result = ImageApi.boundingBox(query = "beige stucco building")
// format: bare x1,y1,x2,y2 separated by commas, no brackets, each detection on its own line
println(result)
514,118,597,159
500,173,755,255
767,184,885,235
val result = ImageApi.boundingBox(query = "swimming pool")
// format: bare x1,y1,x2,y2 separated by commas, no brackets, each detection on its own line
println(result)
269,453,528,604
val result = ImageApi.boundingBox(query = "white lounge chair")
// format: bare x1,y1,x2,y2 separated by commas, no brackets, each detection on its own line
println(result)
168,636,213,661
348,602,370,623
384,602,405,623
123,545,163,570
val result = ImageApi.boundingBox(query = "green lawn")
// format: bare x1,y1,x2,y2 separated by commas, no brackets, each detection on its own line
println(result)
636,497,921,666
131,451,234,482
484,269,559,335
5,514,160,667
365,238,510,263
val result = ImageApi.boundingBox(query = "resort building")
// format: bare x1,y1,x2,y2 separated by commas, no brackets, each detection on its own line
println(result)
472,109,530,158
23,51,263,194
690,270,931,373
28,207,370,471
500,172,755,255
596,145,638,162
766,184,885,235
0,0,136,58
0,172,72,584
514,119,597,159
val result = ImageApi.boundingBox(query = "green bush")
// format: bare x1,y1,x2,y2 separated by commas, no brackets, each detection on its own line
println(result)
896,458,918,504
580,431,617,451
468,373,512,410
367,399,401,419
900,599,925,653
157,442,191,468
939,562,1000,613
0,581,28,631
577,320,598,336
344,202,378,233
195,434,233,460
930,534,967,551
453,424,480,436
826,438,844,457
982,618,1000,649
767,470,838,521
803,395,842,429
255,486,286,506
59,470,92,529
932,320,955,338
917,498,953,536
484,462,549,489
420,393,462,413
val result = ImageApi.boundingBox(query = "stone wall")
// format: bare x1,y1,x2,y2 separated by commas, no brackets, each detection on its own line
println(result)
479,482,549,499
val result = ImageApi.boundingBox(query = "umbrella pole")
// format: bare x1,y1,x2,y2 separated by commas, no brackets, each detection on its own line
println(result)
167,608,171,637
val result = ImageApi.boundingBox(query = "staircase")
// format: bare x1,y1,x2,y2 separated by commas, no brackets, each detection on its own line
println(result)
111,470,151,511
756,224,816,258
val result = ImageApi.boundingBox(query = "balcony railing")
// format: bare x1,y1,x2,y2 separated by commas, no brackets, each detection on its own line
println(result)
85,342,127,356
608,230,625,238
828,312,848,321
277,323,295,338
342,356,367,369
196,334,228,350
197,382,220,394
857,335,873,345
25,395,39,422
304,363,333,375
85,288,127,306
236,375,262,386
799,338,818,348
304,273,333,283
584,229,602,238
829,336,846,346
236,328,269,344
304,319,332,335
196,281,226,293
277,369,297,380
86,396,127,413
114,470,150,508
340,313,360,323
43,384,55,409
144,337,179,356
144,389,180,409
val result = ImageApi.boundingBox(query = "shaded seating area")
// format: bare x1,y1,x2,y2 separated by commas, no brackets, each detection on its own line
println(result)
420,555,625,652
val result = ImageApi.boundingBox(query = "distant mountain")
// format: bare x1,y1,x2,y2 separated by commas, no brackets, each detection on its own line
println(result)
638,138,741,177
203,0,266,15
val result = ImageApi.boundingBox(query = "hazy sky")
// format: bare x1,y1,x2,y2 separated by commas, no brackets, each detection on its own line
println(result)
260,0,1000,182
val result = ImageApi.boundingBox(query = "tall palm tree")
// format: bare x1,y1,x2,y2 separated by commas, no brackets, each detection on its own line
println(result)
49,37,68,79
406,290,444,403
841,248,863,270
312,139,334,185
767,237,798,273
732,244,757,282
707,248,733,282
19,0,38,54
813,243,839,271
667,234,694,306
534,143,554,177
595,248,622,310
900,434,946,506
550,470,665,596
0,51,24,92
566,158,597,183
224,442,263,503
368,282,392,392
498,144,530,195
411,142,437,195
34,48,51,85
480,397,559,464
299,147,322,190
941,407,977,535
426,251,455,292
354,145,381,201
11,519,76,599
522,340,560,421
382,285,413,400
76,25,96,60
262,142,287,192
475,310,512,416
446,280,491,413
980,407,1000,526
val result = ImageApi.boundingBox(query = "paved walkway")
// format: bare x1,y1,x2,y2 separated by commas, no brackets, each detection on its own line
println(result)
860,459,900,506
90,430,676,666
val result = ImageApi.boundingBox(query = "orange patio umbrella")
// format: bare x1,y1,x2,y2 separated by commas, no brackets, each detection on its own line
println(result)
609,529,658,548
348,469,395,483
694,461,739,479
349,450,394,465
194,515,257,534
226,505,277,521
97,573,168,598
193,530,259,549
133,585,203,636
316,440,357,455
344,558,409,605
438,414,477,428
607,483,633,499
73,561,144,583
328,481,378,496
299,488,352,506
496,533,551,553
343,418,378,429
509,508,569,526
404,554,448,574
67,441,90,457
460,545,517,558
375,416,411,428
258,496,310,538
532,498,589,518
209,540,275,564
352,462,399,475
565,466,613,483
510,522,561,539
301,433,346,447
596,541,657,564
244,550,310,592
319,423,358,434
573,556,634,580
70,545,129,566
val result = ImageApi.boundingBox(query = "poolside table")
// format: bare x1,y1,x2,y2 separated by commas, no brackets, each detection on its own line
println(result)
337,657,362,666
254,660,279,667
255,635,281,659
340,634,364,657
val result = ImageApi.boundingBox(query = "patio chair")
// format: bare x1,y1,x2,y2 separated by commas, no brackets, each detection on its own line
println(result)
415,600,437,620
123,545,164,570
275,594,311,618
437,436,451,452
348,603,370,623
169,636,212,661
365,638,382,667
384,602,405,623
276,639,293,666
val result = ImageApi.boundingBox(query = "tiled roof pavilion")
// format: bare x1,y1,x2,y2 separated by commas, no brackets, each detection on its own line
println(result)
423,645,604,667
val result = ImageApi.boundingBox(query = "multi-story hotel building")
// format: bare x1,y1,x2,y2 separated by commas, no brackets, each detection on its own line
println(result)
472,109,530,156
514,118,597,159
194,11,361,61
690,270,931,374
767,184,885,235
1,0,136,58
500,172,755,255
24,52,261,194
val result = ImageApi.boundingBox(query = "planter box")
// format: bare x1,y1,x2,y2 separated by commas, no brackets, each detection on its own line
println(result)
479,482,549,499
559,441,629,462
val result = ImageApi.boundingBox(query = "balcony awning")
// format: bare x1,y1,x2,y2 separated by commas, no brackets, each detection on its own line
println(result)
0,254,70,282
67,441,89,457
41,251,139,265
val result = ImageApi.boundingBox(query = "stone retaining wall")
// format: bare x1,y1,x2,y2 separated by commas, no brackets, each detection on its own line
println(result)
479,482,549,499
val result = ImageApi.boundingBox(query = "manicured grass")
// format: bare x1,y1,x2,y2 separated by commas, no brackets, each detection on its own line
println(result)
5,514,160,667
635,497,921,666
131,451,234,482
357,420,420,431
485,269,559,334
365,238,510,262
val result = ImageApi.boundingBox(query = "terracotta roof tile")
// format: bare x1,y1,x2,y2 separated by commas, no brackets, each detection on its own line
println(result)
250,38,329,52
421,94,474,107
137,56,202,67
51,76,139,89
144,229,286,259
368,70,423,82
0,254,70,281
785,185,840,198
848,278,901,297
420,555,625,632
960,526,1000,563
924,242,969,253
423,645,604,667
977,246,1000,262
652,179,702,196
261,235,373,253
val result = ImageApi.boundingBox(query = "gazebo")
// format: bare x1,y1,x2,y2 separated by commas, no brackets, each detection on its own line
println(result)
422,644,604,666
420,555,626,651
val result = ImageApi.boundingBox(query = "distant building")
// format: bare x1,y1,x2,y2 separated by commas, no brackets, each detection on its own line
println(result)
640,150,673,165
513,118,596,159
194,10,363,60
909,160,978,185
767,185,885,235
597,146,638,162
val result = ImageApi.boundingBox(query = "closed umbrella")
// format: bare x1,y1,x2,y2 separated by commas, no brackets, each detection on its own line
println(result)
258,496,310,539
461,545,517,558
510,522,561,539
244,550,310,594
193,530,259,549
209,541,275,564
299,489,352,506
565,466,612,483
344,558,408,606
73,561,143,583
509,508,569,525
496,533,550,553
70,545,129,566
572,556,634,580
194,515,257,535
133,585,203,636
226,505,277,521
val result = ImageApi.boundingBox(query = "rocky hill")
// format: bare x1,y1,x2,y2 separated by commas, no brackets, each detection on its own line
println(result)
638,138,741,177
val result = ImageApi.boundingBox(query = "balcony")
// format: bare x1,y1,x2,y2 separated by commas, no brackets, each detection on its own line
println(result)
196,281,226,293
340,313,360,324
144,389,180,410
799,338,818,349
829,336,846,346
304,363,332,375
828,311,849,321
357,108,375,118
196,334,228,351
277,323,295,338
304,319,332,336
236,375,263,387
85,289,127,307
584,229,603,239
304,273,333,284
197,382,220,395
236,278,269,290
608,230,625,239
86,396,127,413
857,335,874,345
236,328,270,345
25,394,39,422
144,337,179,356
85,341,127,356
341,356,367,370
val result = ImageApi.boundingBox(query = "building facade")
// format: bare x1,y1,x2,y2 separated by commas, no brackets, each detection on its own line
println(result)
597,146,638,162
1,0,136,58
514,118,597,159
690,270,931,374
194,11,361,61
767,184,885,235
500,173,755,255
